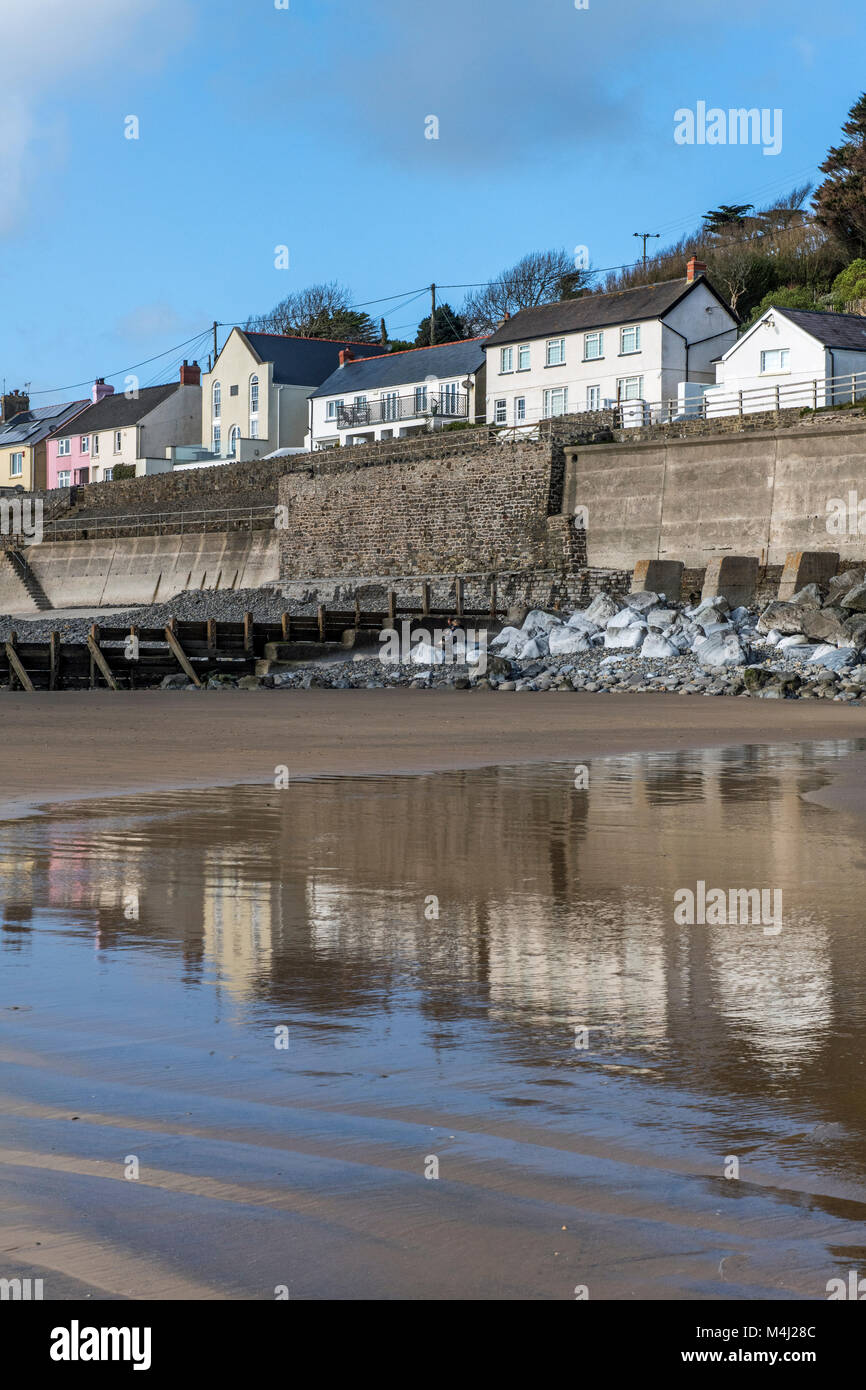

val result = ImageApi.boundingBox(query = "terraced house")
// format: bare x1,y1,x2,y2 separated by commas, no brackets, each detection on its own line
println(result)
0,391,88,491
482,258,738,426
46,363,202,487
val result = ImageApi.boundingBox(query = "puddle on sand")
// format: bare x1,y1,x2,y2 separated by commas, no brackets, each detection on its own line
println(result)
1,740,866,1300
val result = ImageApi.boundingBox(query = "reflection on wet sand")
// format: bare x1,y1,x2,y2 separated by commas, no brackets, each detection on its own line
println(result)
1,741,865,1300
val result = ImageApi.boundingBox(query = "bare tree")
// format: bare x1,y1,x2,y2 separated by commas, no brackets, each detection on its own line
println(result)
462,249,594,333
245,281,377,341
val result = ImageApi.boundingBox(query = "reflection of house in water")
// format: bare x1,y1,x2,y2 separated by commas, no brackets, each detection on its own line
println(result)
202,848,278,997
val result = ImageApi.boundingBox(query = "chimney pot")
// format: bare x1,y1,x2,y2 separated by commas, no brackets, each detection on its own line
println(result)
338,348,354,367
179,359,201,387
687,256,708,283
92,378,115,403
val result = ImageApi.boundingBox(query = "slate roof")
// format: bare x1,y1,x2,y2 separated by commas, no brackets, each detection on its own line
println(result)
771,307,866,350
0,398,89,448
482,276,734,346
311,339,488,398
241,332,383,387
50,383,180,438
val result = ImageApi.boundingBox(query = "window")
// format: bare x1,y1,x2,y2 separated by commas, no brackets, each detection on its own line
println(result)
617,375,644,400
515,397,526,422
620,325,641,354
546,338,565,366
494,399,507,424
517,344,531,371
57,470,70,487
250,420,259,438
92,435,100,456
382,392,399,422
249,375,259,416
213,424,221,454
586,386,600,411
80,435,90,453
414,386,428,413
114,431,123,452
500,347,514,373
57,438,71,456
103,468,114,481
441,382,458,414
10,452,23,476
326,399,344,421
212,382,221,417
229,384,239,396
229,425,241,456
543,387,569,417
760,348,790,373
584,332,603,360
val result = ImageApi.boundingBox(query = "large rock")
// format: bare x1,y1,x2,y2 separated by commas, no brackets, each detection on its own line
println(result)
757,600,819,635
584,592,623,624
840,581,866,613
490,625,523,649
624,590,660,613
640,632,678,660
825,569,865,606
604,624,647,650
565,612,600,634
811,645,857,671
697,630,748,669
521,609,560,635
548,625,592,656
802,608,849,644
646,607,679,630
607,606,644,630
843,613,866,646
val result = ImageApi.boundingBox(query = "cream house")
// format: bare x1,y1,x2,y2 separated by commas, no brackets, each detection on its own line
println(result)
482,258,738,426
201,329,383,459
308,338,488,449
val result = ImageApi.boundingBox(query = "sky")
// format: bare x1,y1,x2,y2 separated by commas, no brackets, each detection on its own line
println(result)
1,0,864,404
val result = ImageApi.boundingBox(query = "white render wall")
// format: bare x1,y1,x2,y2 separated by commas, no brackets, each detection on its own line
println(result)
701,310,866,415
309,370,481,448
483,280,737,425
201,329,279,457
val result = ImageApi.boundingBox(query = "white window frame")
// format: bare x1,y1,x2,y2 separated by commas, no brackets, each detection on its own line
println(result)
249,374,259,416
414,385,428,413
546,338,566,366
114,431,123,453
57,438,71,456
441,382,458,414
382,392,399,422
586,386,600,411
760,348,790,373
228,425,241,455
57,469,71,488
515,397,526,422
494,398,507,424
517,344,531,371
617,375,644,401
103,467,114,481
213,381,221,418
500,347,514,373
620,325,641,354
543,386,568,417
92,434,100,456
10,452,23,476
80,435,90,454
326,399,344,421
213,424,221,453
583,332,603,361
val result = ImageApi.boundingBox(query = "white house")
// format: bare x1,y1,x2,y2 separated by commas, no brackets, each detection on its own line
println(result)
201,329,383,460
694,306,866,417
307,338,488,449
481,258,738,427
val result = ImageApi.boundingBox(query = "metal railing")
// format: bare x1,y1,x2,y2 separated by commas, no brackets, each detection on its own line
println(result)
335,391,468,429
40,504,276,542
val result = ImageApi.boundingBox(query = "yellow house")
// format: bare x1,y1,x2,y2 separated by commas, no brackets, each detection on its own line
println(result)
0,391,88,491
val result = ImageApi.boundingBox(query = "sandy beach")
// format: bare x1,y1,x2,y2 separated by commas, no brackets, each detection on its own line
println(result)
3,688,866,818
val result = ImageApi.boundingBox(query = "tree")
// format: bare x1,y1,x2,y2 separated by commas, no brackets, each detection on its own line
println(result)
462,249,593,334
245,281,377,341
413,303,467,347
702,204,754,233
814,93,866,258
744,284,822,326
831,257,866,309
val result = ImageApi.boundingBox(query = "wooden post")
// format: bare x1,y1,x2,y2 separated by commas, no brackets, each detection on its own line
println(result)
243,611,253,654
387,591,396,629
812,379,818,411
87,631,119,690
738,390,743,418
353,595,360,629
455,576,464,620
89,624,99,688
281,612,291,641
317,604,325,642
49,631,60,691
206,618,217,653
165,626,203,687
5,635,33,692
490,575,497,619
421,580,430,617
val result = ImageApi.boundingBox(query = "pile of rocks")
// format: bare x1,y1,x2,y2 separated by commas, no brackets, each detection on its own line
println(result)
0,588,288,646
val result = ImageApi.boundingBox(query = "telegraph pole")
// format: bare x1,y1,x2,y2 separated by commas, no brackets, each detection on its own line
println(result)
430,284,436,346
213,320,219,365
633,232,660,276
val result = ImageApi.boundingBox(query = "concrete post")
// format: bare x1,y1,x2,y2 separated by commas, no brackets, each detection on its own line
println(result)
632,559,684,601
777,551,839,600
701,556,759,608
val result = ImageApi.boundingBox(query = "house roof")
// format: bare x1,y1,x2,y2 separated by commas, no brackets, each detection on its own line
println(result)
0,398,89,449
240,332,383,387
50,383,180,438
770,307,866,350
482,276,734,346
311,338,489,398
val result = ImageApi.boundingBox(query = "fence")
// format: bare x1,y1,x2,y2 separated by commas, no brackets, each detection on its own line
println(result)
40,504,276,542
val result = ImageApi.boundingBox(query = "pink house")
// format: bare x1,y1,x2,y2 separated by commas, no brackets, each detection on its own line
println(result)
46,379,115,488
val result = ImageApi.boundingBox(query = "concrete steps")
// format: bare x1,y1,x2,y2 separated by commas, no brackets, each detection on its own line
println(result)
2,549,52,611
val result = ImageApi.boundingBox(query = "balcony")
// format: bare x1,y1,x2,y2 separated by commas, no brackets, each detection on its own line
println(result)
335,391,468,429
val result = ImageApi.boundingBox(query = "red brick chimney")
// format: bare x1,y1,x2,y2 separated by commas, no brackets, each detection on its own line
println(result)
179,359,201,386
92,378,114,403
687,256,708,283
338,349,354,367
0,389,29,422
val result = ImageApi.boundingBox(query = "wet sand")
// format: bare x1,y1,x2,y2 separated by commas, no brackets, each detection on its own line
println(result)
3,688,866,818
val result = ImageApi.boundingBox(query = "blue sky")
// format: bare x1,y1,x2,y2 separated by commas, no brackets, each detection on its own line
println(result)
1,0,864,403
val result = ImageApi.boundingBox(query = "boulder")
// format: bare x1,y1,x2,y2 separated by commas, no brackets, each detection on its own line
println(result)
410,640,446,665
490,625,523,649
757,600,819,635
521,609,560,635
604,625,646,650
778,633,808,649
811,645,857,671
607,606,644,630
843,613,866,646
840,581,866,613
584,592,623,624
548,625,592,656
646,607,679,629
640,632,678,660
160,673,192,690
624,590,660,613
565,612,601,634
825,569,865,606
801,608,849,644
697,630,748,669
516,637,543,660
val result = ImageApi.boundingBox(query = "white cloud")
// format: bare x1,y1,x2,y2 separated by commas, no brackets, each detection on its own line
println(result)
0,0,190,233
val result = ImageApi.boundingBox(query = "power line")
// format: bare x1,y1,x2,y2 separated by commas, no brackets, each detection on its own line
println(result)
27,330,212,397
